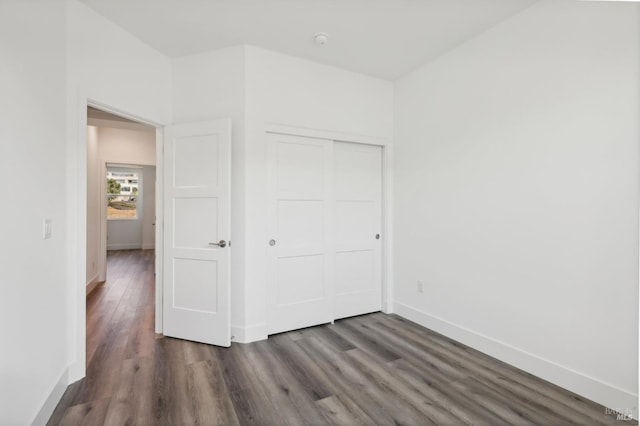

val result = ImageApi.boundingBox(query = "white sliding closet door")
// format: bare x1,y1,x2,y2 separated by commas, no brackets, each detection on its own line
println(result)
267,133,333,335
333,142,382,319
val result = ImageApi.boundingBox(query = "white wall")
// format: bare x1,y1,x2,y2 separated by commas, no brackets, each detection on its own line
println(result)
171,46,393,342
66,0,171,393
245,46,393,139
66,0,172,125
87,126,101,284
7,1,632,423
172,46,248,334
0,2,69,424
243,46,394,341
393,0,639,416
98,126,157,164
0,0,167,420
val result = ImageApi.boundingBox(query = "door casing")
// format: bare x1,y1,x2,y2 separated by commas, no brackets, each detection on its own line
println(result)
71,94,165,382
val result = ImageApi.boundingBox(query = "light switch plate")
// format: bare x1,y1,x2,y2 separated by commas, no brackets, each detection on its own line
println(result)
43,219,52,240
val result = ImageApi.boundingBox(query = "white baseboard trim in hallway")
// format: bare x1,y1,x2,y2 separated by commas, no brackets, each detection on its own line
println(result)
393,301,638,420
107,243,142,251
86,273,100,296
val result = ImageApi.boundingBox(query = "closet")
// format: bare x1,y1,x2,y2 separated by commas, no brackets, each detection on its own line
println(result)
266,133,382,334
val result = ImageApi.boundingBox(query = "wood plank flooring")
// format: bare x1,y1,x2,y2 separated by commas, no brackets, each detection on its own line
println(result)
48,249,634,425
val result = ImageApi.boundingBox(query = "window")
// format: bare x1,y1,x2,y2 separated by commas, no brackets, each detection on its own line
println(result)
107,167,140,219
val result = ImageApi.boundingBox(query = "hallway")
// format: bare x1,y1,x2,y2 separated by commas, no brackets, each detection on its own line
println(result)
50,250,156,424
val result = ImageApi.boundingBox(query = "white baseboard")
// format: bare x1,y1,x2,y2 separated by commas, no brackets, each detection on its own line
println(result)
107,243,142,250
393,301,638,420
31,367,69,426
231,323,268,343
142,242,155,250
67,361,84,384
86,273,100,296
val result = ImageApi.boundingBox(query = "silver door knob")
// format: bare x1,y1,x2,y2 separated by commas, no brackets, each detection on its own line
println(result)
209,240,227,248
269,239,276,246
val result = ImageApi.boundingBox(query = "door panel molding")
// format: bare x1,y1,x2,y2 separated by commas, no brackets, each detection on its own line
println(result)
333,141,382,320
267,133,334,335
163,119,231,347
266,133,385,335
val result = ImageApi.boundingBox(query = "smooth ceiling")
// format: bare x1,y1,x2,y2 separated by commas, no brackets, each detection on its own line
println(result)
78,0,537,80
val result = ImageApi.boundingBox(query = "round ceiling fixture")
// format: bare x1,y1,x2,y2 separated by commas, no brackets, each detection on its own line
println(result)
314,32,329,46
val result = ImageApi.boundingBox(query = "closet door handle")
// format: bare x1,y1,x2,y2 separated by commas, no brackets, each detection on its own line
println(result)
209,240,227,248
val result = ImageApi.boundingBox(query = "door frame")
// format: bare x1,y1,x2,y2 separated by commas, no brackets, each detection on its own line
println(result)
69,94,165,382
100,161,155,276
264,123,394,317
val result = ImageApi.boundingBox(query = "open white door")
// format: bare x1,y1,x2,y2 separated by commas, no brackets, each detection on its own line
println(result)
163,119,231,347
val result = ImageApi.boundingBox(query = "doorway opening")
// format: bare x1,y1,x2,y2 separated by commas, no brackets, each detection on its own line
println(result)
85,106,159,369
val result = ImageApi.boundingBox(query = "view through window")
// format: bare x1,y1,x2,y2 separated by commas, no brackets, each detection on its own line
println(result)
107,167,140,219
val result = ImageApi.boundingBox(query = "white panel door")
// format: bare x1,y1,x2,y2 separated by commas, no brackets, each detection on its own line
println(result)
163,119,231,346
267,133,333,335
333,142,382,319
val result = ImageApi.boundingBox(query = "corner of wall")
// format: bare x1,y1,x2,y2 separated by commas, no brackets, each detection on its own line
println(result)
231,323,268,344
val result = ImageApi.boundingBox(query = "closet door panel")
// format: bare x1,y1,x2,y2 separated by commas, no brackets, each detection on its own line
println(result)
267,133,333,334
333,142,382,320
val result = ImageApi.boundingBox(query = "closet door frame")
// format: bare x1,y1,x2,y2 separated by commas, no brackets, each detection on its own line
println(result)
265,124,394,319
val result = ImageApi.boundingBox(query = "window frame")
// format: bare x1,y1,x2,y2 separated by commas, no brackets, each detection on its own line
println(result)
106,168,141,221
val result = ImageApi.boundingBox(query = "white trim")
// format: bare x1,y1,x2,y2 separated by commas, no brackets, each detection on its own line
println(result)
103,158,155,167
232,323,268,343
70,93,165,384
107,243,143,251
99,160,107,282
87,100,162,128
155,128,164,334
101,159,152,279
86,273,100,296
265,123,389,147
142,243,155,250
68,90,88,383
381,144,394,314
103,160,148,252
88,117,156,132
31,367,68,426
394,301,639,420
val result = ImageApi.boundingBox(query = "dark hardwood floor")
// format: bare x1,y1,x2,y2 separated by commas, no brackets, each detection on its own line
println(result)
48,249,633,425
